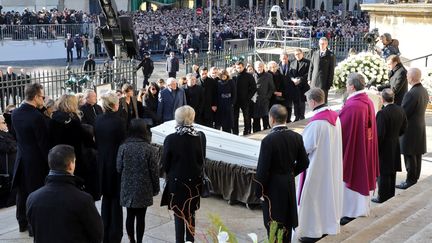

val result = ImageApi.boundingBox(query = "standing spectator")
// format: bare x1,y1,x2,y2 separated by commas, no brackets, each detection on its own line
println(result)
157,78,187,122
296,88,343,241
185,73,204,124
215,69,236,133
95,92,126,243
142,82,160,127
267,61,285,108
397,68,429,189
83,54,96,78
117,119,159,243
136,52,154,88
94,35,101,57
378,55,407,106
160,106,206,243
339,73,379,225
289,49,311,121
118,84,142,130
26,145,103,243
11,83,49,235
4,66,18,105
233,62,256,135
166,51,179,78
255,104,309,242
199,67,218,127
308,37,336,104
192,64,200,79
80,89,103,127
0,114,16,208
65,33,74,63
74,34,83,59
252,61,275,132
373,89,407,203
279,52,296,122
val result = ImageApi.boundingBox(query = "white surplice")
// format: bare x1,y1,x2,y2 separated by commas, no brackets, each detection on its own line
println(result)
295,107,344,239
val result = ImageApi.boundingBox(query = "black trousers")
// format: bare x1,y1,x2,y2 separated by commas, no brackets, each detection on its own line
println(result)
293,99,306,121
143,76,150,88
285,99,294,122
168,72,177,78
404,154,423,184
16,178,28,228
174,212,195,243
76,48,82,59
66,48,73,62
253,116,270,132
126,207,147,243
377,173,396,202
233,103,251,135
262,201,292,243
323,89,329,104
102,196,123,243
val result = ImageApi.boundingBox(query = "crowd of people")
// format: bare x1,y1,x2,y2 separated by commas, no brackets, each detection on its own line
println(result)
0,7,97,25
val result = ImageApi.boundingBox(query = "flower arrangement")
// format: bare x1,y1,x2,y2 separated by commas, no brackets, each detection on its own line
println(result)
333,52,389,91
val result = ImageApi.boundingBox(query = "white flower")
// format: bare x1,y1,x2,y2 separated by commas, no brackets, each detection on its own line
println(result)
350,68,356,72
248,233,258,243
217,231,229,243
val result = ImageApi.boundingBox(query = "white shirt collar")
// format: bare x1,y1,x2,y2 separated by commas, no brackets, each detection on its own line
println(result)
347,89,366,101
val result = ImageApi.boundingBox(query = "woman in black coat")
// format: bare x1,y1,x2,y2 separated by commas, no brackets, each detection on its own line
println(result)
161,105,206,243
143,82,160,126
0,115,16,207
95,92,127,243
215,69,236,133
117,119,159,243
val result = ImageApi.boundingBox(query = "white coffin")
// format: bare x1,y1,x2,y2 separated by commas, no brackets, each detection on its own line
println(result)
151,120,261,168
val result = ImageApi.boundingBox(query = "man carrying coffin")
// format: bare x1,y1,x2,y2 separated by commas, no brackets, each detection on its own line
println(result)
339,73,379,225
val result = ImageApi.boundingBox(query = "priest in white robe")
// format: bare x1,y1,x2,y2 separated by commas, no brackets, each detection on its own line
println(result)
294,88,344,241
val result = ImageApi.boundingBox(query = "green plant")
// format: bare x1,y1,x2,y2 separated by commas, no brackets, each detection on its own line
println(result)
207,213,238,243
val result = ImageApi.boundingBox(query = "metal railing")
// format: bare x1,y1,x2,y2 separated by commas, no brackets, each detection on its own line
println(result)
0,24,96,41
403,53,432,68
0,61,136,112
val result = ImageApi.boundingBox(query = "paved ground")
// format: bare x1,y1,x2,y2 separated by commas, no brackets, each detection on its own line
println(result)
1,58,432,242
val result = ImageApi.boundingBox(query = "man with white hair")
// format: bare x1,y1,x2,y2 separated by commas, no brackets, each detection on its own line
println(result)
396,68,429,189
339,73,379,225
80,89,103,127
252,61,275,132
157,77,187,122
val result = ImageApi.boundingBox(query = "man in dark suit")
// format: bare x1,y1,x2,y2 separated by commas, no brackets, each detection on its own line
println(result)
157,78,187,122
11,83,49,235
255,104,309,242
198,67,218,127
26,145,103,243
289,49,311,121
65,33,74,63
136,52,154,88
185,73,204,124
396,68,429,189
372,89,407,203
378,55,407,106
80,89,103,127
279,51,296,122
233,61,257,135
82,54,96,78
166,51,179,78
308,37,336,104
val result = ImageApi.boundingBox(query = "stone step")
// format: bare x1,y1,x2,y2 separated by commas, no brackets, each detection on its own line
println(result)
320,175,432,242
370,203,432,243
405,221,432,243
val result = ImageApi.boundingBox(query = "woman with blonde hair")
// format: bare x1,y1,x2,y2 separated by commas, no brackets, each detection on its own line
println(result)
161,105,206,243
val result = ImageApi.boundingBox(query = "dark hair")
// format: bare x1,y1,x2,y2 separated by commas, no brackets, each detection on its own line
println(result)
201,67,208,72
25,83,43,101
235,61,244,66
145,82,160,99
381,88,395,103
128,119,150,141
122,83,134,93
48,145,75,171
269,104,288,124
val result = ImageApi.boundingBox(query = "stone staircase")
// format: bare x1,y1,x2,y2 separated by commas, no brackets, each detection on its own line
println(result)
320,175,432,243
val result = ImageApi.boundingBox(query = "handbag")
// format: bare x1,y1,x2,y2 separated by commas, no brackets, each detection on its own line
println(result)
198,132,213,198
0,154,11,197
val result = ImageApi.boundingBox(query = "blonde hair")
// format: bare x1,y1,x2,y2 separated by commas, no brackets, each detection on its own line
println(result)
55,94,82,119
175,105,195,126
100,91,119,112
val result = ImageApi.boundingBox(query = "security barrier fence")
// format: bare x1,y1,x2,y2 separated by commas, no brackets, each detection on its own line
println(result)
0,61,136,112
0,24,96,40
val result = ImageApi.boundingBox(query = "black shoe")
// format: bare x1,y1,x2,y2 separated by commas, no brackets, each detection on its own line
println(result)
28,227,33,237
340,216,355,225
371,197,384,203
298,236,322,243
19,225,27,232
395,181,414,190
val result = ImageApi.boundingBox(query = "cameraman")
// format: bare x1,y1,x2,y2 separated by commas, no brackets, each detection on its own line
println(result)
379,33,400,60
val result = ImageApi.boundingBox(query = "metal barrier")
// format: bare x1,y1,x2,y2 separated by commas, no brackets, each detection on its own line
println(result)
0,61,137,112
0,24,96,41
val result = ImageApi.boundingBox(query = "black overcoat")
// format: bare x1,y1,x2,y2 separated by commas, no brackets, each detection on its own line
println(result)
376,104,407,175
11,103,49,193
400,83,429,155
289,58,311,101
379,64,408,106
255,126,309,229
26,174,103,243
94,111,126,197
